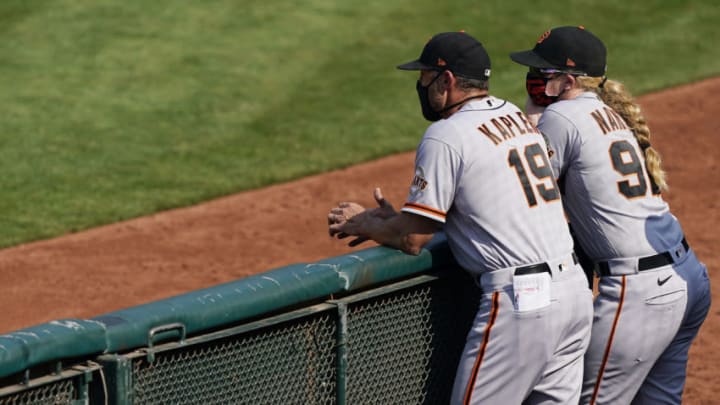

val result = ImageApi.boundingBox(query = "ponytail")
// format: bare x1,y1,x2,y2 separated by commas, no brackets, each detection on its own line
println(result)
577,76,668,191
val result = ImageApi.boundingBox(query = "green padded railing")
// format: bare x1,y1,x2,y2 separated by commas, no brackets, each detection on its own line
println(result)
0,233,479,404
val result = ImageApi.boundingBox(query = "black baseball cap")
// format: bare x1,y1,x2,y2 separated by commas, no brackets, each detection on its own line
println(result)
510,26,606,77
397,31,491,80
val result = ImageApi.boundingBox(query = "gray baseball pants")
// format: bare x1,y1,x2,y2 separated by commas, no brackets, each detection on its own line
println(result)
451,255,593,404
581,247,711,404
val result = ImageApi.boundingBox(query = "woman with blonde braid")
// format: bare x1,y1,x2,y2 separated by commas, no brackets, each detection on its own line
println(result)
511,26,711,404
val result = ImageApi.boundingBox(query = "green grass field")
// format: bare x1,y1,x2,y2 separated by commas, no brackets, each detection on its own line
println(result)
0,0,718,248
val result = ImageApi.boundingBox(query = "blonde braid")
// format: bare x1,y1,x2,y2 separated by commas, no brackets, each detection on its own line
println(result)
577,76,668,191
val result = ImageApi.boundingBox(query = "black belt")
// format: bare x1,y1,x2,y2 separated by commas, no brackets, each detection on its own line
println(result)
595,238,689,277
514,253,579,276
514,262,550,276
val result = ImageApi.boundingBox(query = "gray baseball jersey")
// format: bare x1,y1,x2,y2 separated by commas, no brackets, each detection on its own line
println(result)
538,92,711,404
538,92,681,261
402,96,593,404
402,96,573,273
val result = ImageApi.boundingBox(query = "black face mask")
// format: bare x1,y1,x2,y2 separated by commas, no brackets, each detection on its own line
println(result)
526,70,558,107
416,72,444,122
416,71,489,122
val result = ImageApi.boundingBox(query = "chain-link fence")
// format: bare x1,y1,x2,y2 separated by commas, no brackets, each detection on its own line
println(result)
130,312,338,404
85,271,477,404
0,240,480,404
0,364,98,405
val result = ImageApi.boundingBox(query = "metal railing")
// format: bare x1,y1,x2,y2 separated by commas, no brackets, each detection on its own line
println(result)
0,235,480,404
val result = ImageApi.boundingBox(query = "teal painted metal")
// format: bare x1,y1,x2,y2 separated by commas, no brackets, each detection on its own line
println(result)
94,237,452,353
315,232,454,291
0,362,101,403
95,354,133,405
93,262,343,352
0,319,107,379
72,365,94,404
335,302,349,405
0,234,454,384
115,302,339,404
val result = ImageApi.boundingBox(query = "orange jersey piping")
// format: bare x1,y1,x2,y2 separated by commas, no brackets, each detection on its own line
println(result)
402,202,447,219
463,291,500,405
590,275,627,405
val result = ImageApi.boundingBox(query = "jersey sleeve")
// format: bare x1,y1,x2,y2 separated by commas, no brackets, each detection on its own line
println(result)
537,109,581,180
401,136,462,223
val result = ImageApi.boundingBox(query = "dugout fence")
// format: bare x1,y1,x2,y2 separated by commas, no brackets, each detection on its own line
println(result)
0,234,481,404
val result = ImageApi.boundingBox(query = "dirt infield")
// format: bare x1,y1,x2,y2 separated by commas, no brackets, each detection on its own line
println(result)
1,78,718,403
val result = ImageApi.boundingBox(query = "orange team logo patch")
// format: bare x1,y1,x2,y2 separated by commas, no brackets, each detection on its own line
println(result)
412,174,428,191
566,58,576,67
437,58,447,66
409,167,429,198
537,30,551,44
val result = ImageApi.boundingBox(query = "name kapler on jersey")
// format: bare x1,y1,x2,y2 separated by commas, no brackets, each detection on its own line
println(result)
477,111,540,145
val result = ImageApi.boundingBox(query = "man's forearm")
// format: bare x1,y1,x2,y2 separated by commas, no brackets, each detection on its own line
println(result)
359,212,436,255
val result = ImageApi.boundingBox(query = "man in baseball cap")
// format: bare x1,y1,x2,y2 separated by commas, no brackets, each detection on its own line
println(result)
397,31,492,79
330,29,593,404
397,31,492,121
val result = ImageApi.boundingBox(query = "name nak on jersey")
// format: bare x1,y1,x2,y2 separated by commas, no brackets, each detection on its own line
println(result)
477,111,540,146
591,107,630,134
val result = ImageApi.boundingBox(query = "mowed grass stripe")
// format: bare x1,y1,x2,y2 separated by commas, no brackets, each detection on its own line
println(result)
0,1,418,245
0,0,718,247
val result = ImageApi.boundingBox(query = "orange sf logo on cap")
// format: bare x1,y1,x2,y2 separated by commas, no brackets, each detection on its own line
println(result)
537,30,551,44
566,58,576,67
437,58,447,66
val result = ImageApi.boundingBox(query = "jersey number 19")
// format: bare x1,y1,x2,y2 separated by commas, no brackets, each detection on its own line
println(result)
508,143,560,207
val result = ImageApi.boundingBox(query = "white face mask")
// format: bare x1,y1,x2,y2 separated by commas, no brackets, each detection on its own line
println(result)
544,74,573,98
